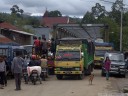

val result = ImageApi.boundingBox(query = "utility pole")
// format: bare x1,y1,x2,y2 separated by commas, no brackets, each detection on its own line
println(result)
120,0,123,52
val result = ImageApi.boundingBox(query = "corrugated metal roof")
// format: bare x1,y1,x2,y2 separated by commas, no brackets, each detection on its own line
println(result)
0,22,34,36
9,29,34,36
56,24,103,40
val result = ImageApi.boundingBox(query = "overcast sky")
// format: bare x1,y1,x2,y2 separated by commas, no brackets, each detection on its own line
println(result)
0,0,127,17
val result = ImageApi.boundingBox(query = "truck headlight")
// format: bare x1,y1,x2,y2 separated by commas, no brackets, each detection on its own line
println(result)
75,68,80,71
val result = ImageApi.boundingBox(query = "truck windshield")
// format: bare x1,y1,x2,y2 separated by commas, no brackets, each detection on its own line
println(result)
108,54,124,62
95,50,107,57
56,50,80,61
0,48,8,56
13,49,27,57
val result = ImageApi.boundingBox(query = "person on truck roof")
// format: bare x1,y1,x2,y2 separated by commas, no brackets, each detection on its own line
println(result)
34,37,41,56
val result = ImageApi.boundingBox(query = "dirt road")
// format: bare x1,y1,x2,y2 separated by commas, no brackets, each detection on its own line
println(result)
0,70,120,96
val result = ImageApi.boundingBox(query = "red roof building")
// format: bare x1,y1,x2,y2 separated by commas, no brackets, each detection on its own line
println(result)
0,22,19,30
42,17,69,28
0,22,34,45
0,34,14,43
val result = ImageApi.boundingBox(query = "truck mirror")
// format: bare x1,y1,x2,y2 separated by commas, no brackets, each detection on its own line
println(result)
48,52,53,56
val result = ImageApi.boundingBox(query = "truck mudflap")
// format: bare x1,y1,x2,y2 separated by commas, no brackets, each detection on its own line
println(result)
55,71,82,74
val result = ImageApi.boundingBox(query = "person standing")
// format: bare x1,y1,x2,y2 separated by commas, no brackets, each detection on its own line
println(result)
0,56,6,89
50,38,56,58
11,52,24,91
104,56,111,80
33,37,40,56
42,38,48,57
3,55,8,86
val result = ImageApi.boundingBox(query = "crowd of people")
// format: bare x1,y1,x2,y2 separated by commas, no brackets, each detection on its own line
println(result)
0,52,49,90
0,37,56,90
33,37,56,57
0,36,111,90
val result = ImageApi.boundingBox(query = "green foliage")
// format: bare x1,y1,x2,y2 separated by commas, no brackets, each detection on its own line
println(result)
10,5,24,17
100,17,119,50
92,3,107,19
81,0,128,51
82,11,96,24
122,27,128,51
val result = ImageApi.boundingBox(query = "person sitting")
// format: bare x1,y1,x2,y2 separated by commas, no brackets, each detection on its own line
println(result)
27,55,41,77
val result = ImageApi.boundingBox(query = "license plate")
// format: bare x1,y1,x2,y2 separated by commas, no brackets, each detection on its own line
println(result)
32,74,37,76
65,71,71,74
111,68,118,70
95,63,101,65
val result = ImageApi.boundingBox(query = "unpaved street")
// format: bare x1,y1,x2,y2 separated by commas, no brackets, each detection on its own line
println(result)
0,70,123,96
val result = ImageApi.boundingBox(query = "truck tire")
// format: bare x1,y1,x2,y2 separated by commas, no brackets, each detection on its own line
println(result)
122,74,126,78
78,73,84,80
56,75,63,80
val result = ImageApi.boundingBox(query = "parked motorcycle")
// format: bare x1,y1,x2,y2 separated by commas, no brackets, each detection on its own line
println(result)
40,68,48,81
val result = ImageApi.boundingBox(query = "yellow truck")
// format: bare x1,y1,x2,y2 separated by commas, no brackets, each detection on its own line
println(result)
54,38,94,80
94,42,114,67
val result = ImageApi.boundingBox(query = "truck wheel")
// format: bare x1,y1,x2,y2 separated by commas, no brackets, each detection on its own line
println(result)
56,75,63,80
78,73,84,80
122,74,126,78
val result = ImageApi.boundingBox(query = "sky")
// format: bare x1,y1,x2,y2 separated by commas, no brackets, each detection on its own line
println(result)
0,0,127,17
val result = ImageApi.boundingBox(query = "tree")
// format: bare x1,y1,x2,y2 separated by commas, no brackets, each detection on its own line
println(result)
110,0,123,25
10,5,24,17
123,12,128,26
47,10,62,17
81,11,95,24
91,3,107,20
100,17,120,50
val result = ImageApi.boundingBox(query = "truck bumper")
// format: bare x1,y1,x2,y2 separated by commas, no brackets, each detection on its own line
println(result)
55,71,82,74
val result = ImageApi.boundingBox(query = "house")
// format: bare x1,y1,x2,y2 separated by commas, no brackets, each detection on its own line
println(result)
41,10,70,28
0,34,19,45
0,22,34,45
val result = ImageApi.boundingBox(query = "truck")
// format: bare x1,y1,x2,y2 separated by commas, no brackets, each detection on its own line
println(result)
94,42,114,67
54,38,94,80
0,45,27,76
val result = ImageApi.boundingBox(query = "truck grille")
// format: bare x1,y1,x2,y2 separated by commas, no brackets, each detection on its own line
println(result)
60,68,75,71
